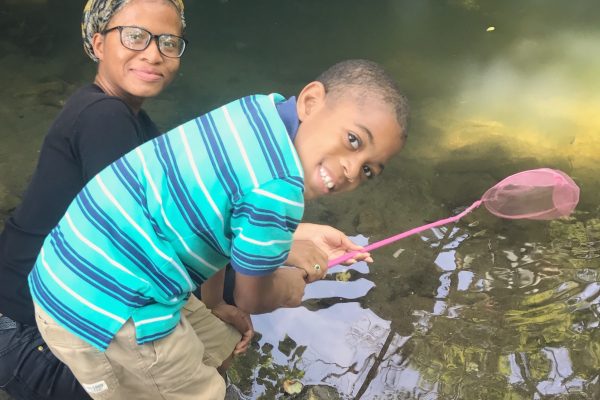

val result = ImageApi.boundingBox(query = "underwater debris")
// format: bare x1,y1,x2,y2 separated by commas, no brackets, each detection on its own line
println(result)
282,378,303,395
335,270,352,282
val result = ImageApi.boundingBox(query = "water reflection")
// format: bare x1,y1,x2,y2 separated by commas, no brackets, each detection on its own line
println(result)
230,213,600,399
401,213,600,399
230,236,404,398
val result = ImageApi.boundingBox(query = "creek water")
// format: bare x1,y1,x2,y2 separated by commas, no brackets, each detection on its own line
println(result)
1,1,599,399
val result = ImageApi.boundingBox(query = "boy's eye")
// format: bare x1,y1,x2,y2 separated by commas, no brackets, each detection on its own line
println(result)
362,165,373,179
348,132,361,150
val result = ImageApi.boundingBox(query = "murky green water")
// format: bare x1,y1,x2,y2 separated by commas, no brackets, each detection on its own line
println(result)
1,1,600,399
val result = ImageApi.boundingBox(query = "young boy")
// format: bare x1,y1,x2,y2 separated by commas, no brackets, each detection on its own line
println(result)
29,59,409,399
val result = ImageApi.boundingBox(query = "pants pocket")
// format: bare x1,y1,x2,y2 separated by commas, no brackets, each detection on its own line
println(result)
139,316,225,397
34,304,119,399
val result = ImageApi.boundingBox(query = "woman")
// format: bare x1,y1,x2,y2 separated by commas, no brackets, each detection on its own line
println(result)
0,1,203,398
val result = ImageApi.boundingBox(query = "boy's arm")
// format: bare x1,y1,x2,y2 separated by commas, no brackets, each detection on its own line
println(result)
234,226,351,314
230,179,307,313
234,267,308,314
234,223,373,314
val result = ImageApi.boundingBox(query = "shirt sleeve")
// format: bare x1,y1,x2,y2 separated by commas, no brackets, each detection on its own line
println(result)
73,99,145,182
229,179,305,276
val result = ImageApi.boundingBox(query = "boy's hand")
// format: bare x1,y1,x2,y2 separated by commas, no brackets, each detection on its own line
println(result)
287,239,328,283
210,303,254,355
294,223,373,266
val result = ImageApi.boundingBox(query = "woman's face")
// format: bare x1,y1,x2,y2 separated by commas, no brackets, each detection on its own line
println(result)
92,0,182,107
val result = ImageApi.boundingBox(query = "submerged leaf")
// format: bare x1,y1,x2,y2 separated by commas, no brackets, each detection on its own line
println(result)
282,379,303,395
335,270,352,282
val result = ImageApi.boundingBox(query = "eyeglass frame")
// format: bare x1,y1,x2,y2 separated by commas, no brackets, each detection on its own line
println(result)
101,25,188,58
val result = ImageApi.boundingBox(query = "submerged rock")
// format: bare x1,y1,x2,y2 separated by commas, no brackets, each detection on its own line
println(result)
299,385,342,400
282,379,303,395
15,80,72,108
224,383,341,400
355,209,385,235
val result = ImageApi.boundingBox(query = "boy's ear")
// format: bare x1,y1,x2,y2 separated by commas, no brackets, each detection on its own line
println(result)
296,81,326,122
91,32,105,61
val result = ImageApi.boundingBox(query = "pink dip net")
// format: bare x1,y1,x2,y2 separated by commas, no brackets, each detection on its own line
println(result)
329,168,580,267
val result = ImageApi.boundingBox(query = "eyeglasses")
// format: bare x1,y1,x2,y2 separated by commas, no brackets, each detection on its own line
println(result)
102,26,187,58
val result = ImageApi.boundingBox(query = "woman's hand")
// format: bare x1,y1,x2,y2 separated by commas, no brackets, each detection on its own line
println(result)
210,302,254,355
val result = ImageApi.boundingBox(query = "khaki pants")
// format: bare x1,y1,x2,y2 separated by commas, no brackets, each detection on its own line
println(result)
34,295,241,399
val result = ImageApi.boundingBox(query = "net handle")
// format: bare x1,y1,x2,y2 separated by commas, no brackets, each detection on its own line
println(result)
328,200,483,267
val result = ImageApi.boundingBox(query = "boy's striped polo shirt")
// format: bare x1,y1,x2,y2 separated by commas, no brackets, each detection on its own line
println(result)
29,93,305,351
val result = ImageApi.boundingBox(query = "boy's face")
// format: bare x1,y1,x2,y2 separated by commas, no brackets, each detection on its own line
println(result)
295,82,404,200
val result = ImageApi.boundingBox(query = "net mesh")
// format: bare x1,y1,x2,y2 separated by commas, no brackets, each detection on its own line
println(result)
328,168,580,267
481,168,580,220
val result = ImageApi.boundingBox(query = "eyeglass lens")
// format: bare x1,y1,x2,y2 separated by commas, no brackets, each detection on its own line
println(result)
120,26,185,58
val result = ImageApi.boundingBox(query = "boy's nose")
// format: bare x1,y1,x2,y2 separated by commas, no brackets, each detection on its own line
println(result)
343,162,361,184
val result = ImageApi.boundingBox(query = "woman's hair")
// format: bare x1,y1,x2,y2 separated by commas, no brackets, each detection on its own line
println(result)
82,0,186,62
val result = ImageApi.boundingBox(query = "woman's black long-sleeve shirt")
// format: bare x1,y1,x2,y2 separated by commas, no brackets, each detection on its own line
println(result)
0,84,160,325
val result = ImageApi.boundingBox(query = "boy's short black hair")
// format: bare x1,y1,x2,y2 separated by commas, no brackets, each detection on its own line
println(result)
315,59,409,138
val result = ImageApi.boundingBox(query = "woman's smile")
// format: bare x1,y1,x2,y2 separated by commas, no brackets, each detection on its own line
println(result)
131,67,163,82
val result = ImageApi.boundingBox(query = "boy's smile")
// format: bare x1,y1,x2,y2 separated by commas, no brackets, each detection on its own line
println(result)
294,82,404,200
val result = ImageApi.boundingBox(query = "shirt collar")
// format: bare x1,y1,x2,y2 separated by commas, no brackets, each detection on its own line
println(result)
275,96,300,141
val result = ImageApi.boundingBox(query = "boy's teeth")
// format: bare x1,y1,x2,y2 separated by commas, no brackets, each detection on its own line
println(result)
320,167,335,190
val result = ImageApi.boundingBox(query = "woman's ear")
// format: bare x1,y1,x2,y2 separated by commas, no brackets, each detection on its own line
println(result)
296,81,326,122
91,32,105,61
